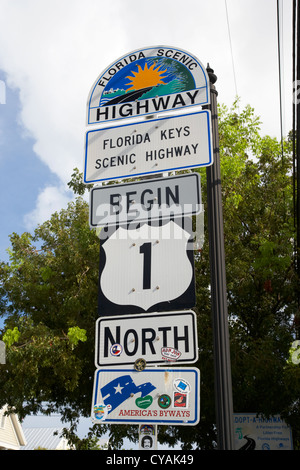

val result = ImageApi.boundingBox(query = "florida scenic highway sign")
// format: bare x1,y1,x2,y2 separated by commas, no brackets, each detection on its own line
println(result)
97,217,195,316
86,45,210,125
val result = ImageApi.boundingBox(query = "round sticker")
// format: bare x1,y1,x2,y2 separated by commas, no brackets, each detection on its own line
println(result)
158,394,171,409
93,403,111,421
110,343,122,356
134,358,146,371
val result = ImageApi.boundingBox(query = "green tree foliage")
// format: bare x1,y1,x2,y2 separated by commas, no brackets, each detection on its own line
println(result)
217,102,299,448
0,99,299,449
0,198,100,434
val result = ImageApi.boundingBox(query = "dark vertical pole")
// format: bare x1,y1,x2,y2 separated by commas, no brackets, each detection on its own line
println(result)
293,0,296,236
296,0,300,337
206,65,235,450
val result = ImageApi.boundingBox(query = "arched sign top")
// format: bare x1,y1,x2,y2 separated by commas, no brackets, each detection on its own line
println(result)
86,45,210,125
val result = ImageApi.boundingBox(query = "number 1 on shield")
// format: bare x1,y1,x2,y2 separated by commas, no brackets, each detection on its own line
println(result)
139,242,151,289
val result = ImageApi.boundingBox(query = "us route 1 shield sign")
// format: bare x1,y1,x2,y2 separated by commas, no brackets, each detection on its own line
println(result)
86,45,210,125
91,367,200,425
95,310,198,367
89,172,202,228
98,217,195,316
83,110,212,184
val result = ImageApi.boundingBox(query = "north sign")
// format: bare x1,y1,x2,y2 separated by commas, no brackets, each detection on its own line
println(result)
98,218,195,316
83,110,212,184
86,45,210,125
89,173,202,228
95,310,198,367
91,367,200,425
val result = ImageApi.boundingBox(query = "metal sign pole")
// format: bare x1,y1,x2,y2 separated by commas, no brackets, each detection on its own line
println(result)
205,65,235,450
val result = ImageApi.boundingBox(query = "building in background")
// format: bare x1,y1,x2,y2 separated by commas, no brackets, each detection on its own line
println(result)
22,427,71,450
0,406,26,450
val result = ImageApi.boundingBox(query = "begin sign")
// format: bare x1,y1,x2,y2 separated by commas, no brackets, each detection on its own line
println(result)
89,173,202,227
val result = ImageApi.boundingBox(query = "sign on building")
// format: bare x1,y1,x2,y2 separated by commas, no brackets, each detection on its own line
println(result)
86,45,210,125
91,367,200,425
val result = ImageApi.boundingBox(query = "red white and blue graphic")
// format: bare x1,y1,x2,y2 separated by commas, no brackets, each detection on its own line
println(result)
110,343,122,357
96,374,156,415
91,367,200,425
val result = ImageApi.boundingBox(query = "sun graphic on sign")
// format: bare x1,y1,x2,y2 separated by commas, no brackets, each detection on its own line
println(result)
125,62,167,92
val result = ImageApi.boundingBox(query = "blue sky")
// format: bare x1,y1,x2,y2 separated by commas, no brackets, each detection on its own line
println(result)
0,69,64,261
0,0,293,443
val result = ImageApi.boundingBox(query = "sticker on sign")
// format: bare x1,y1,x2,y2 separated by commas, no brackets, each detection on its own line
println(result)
83,111,212,184
95,311,198,367
91,367,200,425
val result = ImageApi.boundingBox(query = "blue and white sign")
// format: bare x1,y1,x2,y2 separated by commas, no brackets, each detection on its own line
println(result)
234,413,293,450
83,111,212,184
86,45,210,125
91,367,200,425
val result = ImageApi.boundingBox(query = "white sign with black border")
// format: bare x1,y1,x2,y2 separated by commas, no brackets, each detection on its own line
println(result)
98,217,195,316
95,310,198,367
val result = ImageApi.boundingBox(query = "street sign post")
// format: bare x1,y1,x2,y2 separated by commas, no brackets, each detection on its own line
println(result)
85,45,211,435
206,66,234,449
86,45,210,125
91,367,200,425
95,310,198,367
84,111,212,183
98,217,195,316
89,172,202,227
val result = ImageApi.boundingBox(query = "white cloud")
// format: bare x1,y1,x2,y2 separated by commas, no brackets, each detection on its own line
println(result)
0,0,127,183
23,184,74,230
